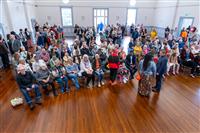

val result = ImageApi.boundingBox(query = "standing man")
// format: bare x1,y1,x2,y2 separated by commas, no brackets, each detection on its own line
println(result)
153,50,168,93
125,50,137,80
0,34,10,69
9,34,21,55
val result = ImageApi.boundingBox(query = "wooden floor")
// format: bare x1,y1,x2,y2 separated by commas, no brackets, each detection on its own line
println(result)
0,37,200,133
0,68,200,133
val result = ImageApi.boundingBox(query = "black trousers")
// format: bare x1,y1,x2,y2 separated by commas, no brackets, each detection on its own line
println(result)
110,68,118,82
82,72,95,86
182,60,197,74
128,67,137,79
0,53,9,68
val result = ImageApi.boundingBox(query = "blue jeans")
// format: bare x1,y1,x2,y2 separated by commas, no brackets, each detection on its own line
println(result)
95,70,104,82
68,74,80,89
56,76,69,93
20,84,41,105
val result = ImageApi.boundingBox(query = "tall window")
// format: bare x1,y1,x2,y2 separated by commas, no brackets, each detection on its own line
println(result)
127,9,137,26
61,7,73,26
94,9,108,30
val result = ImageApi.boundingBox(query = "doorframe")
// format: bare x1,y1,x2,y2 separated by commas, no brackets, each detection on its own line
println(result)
126,8,138,26
93,8,109,29
177,16,194,36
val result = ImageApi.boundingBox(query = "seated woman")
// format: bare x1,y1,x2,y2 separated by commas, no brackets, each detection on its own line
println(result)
167,52,180,75
180,46,198,78
65,57,80,90
51,58,69,93
92,54,105,87
18,58,33,73
39,48,50,63
19,47,28,60
35,62,57,96
72,44,81,64
80,54,95,88
63,52,70,66
16,64,42,110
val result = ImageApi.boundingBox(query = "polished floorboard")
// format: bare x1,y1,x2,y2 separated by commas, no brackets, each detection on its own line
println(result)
0,69,200,133
1,37,200,133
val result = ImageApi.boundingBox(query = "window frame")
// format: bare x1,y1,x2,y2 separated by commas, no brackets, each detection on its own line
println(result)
60,7,73,27
126,8,138,26
93,8,109,28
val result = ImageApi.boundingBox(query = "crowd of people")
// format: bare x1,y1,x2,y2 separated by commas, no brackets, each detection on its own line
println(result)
0,21,199,110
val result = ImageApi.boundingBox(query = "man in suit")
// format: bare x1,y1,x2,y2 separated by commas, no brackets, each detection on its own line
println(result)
153,50,168,92
125,50,137,80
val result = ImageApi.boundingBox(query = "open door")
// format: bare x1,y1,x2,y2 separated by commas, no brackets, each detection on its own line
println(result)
177,17,194,36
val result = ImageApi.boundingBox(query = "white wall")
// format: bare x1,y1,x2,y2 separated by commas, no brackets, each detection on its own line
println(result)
73,7,93,27
174,4,200,29
0,0,36,35
1,0,199,35
34,0,156,27
153,0,200,29
35,6,62,26
0,0,12,35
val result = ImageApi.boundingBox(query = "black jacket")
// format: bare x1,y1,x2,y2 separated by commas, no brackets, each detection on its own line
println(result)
16,71,36,89
125,54,136,70
92,58,102,71
0,41,9,54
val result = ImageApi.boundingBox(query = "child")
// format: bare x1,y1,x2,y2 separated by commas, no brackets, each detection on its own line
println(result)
167,52,180,75
117,62,130,84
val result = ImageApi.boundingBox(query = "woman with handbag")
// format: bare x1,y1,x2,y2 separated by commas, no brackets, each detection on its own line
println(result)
138,54,156,96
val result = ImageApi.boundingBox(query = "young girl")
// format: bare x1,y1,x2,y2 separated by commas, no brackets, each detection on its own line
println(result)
117,52,130,84
167,52,180,75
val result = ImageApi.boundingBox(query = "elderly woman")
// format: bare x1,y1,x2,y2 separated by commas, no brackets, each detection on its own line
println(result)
80,54,95,88
51,58,69,93
92,54,105,87
16,64,42,110
35,62,57,96
65,57,80,90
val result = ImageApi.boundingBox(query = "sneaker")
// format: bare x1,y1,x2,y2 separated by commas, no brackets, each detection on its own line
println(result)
98,82,101,87
35,99,42,105
29,103,35,110
190,74,195,78
152,89,159,93
111,81,117,86
101,81,105,85
65,88,70,92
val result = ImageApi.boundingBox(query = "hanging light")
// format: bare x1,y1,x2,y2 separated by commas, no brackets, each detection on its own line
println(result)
63,0,69,4
130,0,136,6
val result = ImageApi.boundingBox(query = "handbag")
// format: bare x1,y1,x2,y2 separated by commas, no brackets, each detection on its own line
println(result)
136,73,141,81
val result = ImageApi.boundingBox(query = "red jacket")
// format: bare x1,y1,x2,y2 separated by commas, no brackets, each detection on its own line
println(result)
108,53,120,69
